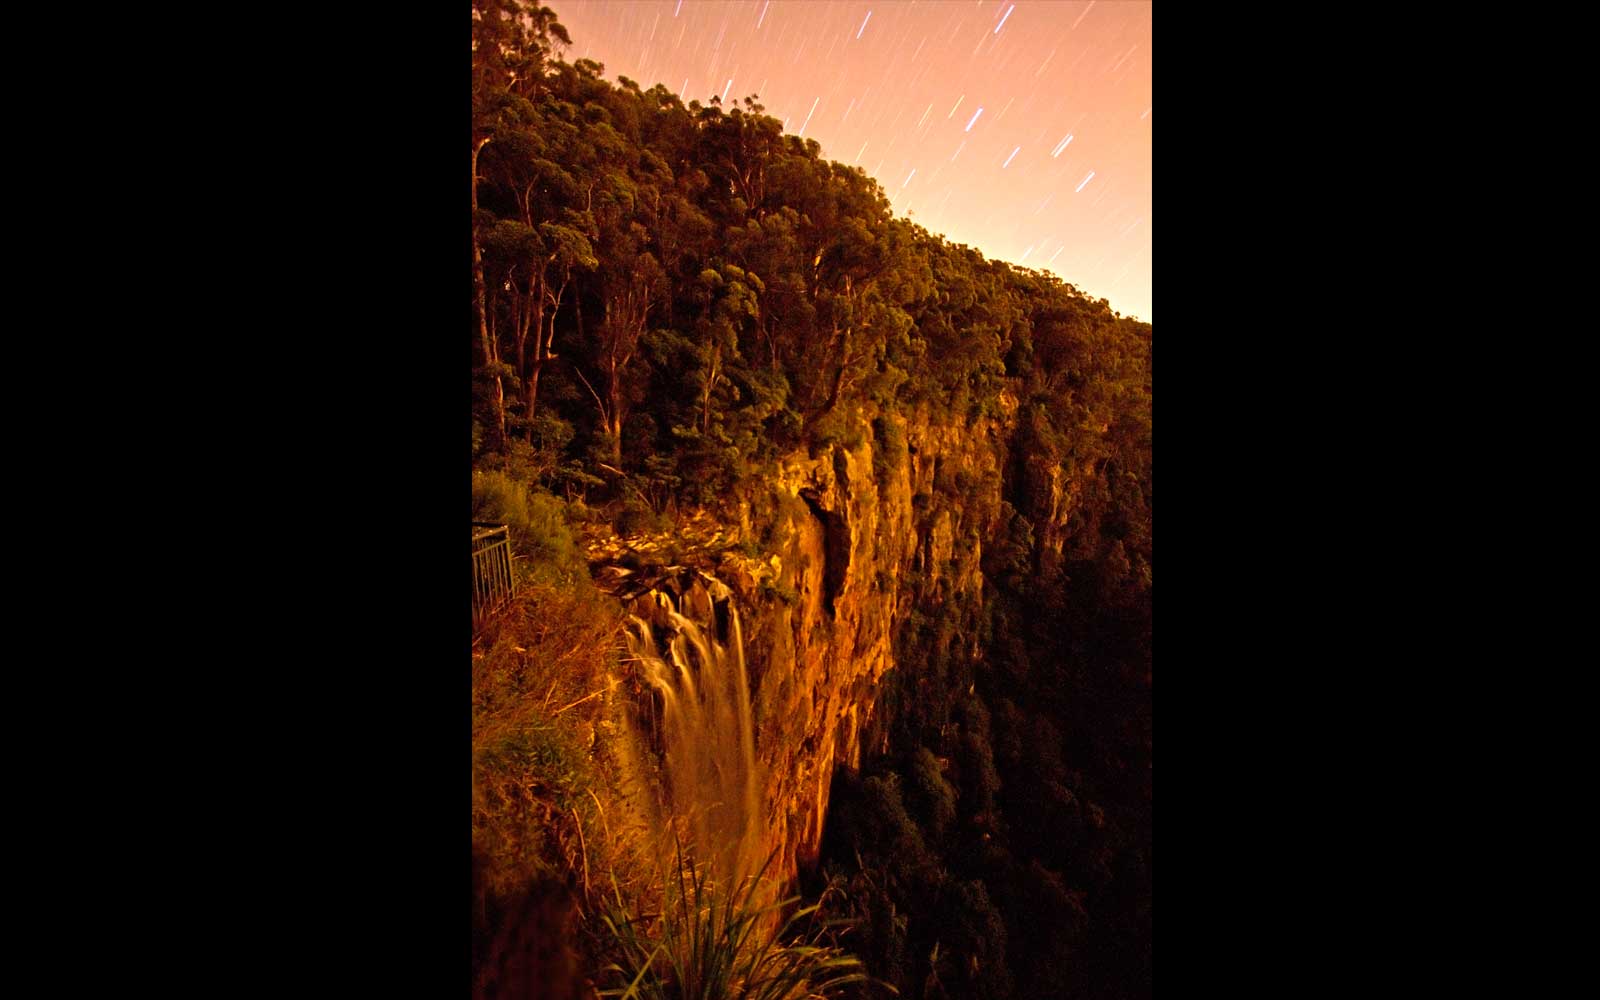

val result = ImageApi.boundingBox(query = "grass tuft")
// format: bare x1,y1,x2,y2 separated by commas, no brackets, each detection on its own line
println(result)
597,839,888,999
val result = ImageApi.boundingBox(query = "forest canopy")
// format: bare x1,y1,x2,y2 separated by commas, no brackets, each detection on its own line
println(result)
471,0,1149,512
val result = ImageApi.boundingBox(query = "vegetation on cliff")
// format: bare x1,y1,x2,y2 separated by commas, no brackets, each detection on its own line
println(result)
471,3,1150,997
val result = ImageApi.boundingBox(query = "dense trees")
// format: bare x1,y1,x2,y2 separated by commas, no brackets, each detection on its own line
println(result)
472,6,1151,502
471,6,1151,997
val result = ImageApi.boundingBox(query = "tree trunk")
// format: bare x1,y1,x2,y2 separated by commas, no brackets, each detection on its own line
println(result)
823,355,850,415
594,272,655,473
606,413,624,469
514,181,542,442
516,269,543,442
524,365,543,444
823,334,868,417
527,274,569,444
486,293,508,444
472,136,507,448
605,353,625,469
701,343,720,434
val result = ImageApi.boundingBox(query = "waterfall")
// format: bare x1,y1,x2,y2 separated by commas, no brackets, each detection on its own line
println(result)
625,599,764,888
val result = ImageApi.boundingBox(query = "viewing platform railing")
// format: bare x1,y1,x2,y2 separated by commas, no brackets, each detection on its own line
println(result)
472,522,515,632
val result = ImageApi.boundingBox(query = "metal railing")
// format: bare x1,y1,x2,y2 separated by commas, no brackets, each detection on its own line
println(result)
472,522,516,632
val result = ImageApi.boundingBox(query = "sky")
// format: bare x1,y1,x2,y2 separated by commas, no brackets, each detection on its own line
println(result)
554,0,1152,324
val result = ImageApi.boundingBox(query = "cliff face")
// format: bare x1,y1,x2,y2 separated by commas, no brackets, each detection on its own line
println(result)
586,391,1094,889
755,404,997,875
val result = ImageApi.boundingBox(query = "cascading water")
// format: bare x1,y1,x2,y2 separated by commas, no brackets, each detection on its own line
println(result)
624,598,764,888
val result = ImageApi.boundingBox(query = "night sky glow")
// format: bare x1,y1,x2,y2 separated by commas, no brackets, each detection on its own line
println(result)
557,0,1152,323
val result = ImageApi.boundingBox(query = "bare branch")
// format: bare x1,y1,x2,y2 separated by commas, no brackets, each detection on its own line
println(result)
569,360,609,422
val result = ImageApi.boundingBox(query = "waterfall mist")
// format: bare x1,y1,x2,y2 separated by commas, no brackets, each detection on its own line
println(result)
625,599,764,889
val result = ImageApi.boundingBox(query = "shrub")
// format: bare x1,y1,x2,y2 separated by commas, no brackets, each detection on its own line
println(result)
871,416,906,487
858,775,938,885
956,722,1002,825
946,879,1013,1000
520,490,588,585
905,747,957,842
473,469,530,529
614,497,671,537
472,470,588,586
810,408,865,453
471,582,630,986
597,845,871,1000
760,577,798,606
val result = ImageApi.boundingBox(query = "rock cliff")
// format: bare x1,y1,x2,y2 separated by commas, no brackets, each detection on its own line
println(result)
583,391,1092,889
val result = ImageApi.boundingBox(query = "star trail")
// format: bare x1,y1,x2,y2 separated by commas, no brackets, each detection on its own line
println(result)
560,0,1152,323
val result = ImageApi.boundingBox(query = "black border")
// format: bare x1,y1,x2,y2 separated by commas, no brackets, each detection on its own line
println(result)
224,3,464,990
215,0,1439,991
